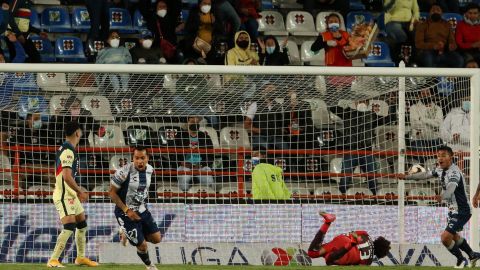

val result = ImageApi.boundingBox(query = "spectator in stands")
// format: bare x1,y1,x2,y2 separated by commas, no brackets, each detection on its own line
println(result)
13,113,54,187
2,31,26,63
330,99,397,195
465,58,479,68
183,0,222,61
154,0,182,62
236,0,261,41
441,94,470,152
311,13,351,66
174,116,215,192
96,30,132,93
298,0,349,18
214,0,241,46
225,30,259,65
130,30,166,64
85,0,110,50
244,82,288,150
409,87,444,156
257,35,289,66
415,4,463,68
282,89,314,151
455,3,480,63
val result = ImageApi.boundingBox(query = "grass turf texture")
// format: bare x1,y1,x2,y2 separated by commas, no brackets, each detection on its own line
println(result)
0,265,462,269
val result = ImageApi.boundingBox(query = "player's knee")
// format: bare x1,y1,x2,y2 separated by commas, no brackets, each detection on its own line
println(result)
441,231,453,244
63,223,76,232
137,241,148,252
76,220,87,230
149,234,162,244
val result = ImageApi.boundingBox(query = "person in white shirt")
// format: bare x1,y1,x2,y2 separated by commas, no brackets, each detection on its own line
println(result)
440,95,470,152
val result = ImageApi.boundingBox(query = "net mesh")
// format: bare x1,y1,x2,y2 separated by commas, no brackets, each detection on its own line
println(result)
0,69,473,263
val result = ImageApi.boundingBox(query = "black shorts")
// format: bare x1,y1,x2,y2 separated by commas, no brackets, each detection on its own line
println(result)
446,212,471,234
115,209,160,246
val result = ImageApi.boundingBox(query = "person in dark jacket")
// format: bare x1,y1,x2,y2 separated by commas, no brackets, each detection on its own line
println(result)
130,30,165,64
258,35,290,66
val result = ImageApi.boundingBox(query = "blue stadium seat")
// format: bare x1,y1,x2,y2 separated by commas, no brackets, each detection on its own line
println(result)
133,10,148,32
72,7,91,32
0,38,10,62
350,0,366,10
262,0,274,9
346,11,374,32
41,7,71,32
55,36,87,63
376,13,387,36
177,10,189,36
29,36,55,63
442,13,463,29
30,9,41,30
12,73,39,92
363,42,395,67
109,8,135,33
419,12,429,22
17,96,48,120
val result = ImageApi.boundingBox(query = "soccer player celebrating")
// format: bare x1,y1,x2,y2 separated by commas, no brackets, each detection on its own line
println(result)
399,145,480,268
307,212,391,265
47,121,98,267
109,147,161,270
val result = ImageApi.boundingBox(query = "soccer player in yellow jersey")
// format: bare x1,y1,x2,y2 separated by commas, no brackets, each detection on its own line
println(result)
47,121,98,268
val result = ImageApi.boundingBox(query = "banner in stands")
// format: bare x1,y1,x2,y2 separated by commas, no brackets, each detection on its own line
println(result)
0,203,465,263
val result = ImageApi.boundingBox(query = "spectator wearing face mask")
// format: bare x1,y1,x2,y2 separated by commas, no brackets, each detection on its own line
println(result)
96,30,132,92
455,3,480,63
257,35,289,66
154,0,182,47
441,94,471,152
130,30,166,64
225,30,259,65
311,14,351,66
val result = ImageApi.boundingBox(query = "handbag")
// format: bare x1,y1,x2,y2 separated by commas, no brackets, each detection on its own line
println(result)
157,20,176,59
193,37,212,54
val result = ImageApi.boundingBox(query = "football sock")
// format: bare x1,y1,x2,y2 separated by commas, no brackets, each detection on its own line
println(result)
447,241,465,260
137,250,152,266
456,237,474,258
75,222,87,258
308,221,331,251
50,225,75,260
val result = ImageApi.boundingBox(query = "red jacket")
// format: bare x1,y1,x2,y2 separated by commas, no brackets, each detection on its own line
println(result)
321,31,352,67
455,20,480,50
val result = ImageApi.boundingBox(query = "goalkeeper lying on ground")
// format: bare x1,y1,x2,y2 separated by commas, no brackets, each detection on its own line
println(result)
307,212,391,265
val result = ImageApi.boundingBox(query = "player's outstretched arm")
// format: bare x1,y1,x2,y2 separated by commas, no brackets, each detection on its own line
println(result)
398,171,432,181
62,167,88,202
108,185,141,221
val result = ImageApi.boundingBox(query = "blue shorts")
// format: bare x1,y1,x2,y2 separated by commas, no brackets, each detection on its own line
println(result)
115,209,160,246
446,212,471,234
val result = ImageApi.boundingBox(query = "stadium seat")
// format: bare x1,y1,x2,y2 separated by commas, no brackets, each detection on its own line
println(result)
346,11,374,32
125,125,156,146
199,126,220,149
419,12,429,22
262,0,273,9
423,158,437,172
350,0,366,10
30,9,41,30
375,125,399,150
286,11,318,36
49,94,71,115
278,39,300,65
0,186,24,199
109,8,135,33
12,73,39,92
363,42,395,67
66,73,98,93
41,7,71,32
158,125,183,145
315,128,340,149
88,125,126,147
29,36,55,63
0,155,12,184
369,99,389,117
133,9,148,32
329,157,343,183
304,98,331,128
36,73,68,92
17,96,48,119
316,12,345,32
287,182,312,196
314,75,326,94
219,186,238,197
377,187,398,203
0,38,9,62
258,11,288,36
219,127,250,149
27,185,53,199
376,13,387,36
157,184,182,198
346,187,373,201
408,187,436,205
91,183,109,199
300,41,325,65
442,13,463,29
55,36,87,63
187,185,216,198
71,7,91,32
81,95,114,121
314,185,342,201
176,9,189,36
277,0,302,8
109,155,131,171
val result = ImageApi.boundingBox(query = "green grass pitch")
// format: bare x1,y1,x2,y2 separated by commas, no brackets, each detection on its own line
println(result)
0,264,459,270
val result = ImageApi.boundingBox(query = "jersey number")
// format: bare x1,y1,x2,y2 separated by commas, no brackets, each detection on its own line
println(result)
357,242,371,260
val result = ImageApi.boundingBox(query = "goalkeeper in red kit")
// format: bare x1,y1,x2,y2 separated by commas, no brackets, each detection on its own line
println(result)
307,212,391,265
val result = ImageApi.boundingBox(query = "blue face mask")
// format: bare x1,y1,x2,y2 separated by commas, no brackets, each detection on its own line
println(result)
328,23,340,32
266,46,275,54
462,100,471,112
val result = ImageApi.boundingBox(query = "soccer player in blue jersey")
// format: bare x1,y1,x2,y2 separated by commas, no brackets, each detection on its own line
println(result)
109,147,161,270
399,145,480,268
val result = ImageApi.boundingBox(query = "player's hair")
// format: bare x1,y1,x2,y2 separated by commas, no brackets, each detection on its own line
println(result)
438,145,454,156
133,146,148,155
64,121,81,137
373,236,391,259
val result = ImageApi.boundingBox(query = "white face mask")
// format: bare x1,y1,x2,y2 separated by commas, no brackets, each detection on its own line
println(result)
200,4,211,14
142,39,153,49
157,9,167,18
109,38,120,48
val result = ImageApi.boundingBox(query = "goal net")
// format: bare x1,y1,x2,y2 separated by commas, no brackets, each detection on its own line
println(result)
0,64,478,265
